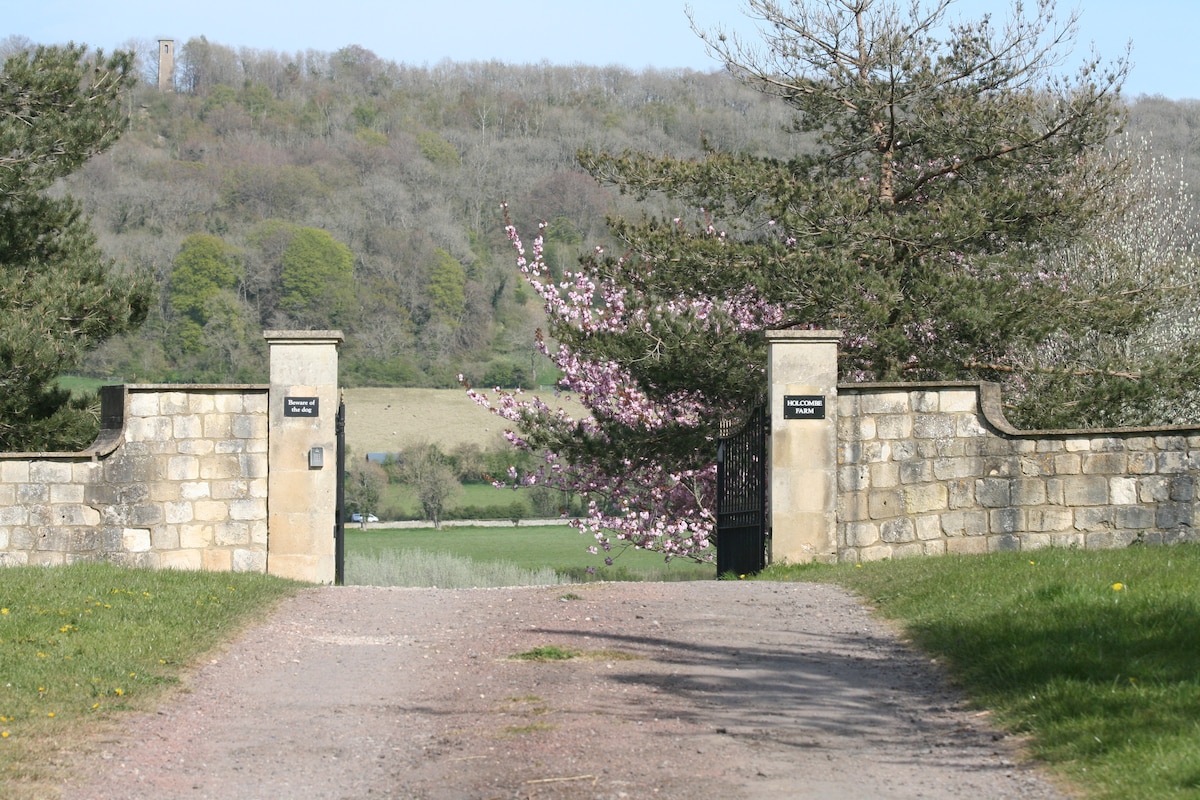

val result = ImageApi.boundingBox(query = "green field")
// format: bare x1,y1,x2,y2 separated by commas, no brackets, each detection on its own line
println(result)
345,524,715,584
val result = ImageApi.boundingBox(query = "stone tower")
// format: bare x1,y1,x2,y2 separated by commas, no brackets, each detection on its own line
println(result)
158,39,175,92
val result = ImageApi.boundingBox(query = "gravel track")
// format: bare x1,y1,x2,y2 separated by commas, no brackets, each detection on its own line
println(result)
61,581,1069,800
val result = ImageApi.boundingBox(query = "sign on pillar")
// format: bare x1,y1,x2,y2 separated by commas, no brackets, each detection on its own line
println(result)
766,330,841,564
264,330,343,583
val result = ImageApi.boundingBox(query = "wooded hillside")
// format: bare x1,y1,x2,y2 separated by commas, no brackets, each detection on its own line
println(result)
30,37,1200,388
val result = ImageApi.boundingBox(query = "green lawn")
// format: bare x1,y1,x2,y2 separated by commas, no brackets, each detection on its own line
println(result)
761,545,1200,800
346,524,715,583
0,563,302,799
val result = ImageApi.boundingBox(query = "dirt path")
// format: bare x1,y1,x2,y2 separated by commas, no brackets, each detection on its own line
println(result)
61,582,1068,800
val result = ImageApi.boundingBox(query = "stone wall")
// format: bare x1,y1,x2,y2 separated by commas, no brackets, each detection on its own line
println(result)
837,382,1200,562
0,384,269,570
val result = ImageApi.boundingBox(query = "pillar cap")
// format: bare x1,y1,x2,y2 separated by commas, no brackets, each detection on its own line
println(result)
765,329,842,343
263,330,344,345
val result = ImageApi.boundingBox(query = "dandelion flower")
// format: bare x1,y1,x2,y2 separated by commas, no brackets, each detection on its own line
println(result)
1,608,8,615
1,731,9,739
1112,582,1125,591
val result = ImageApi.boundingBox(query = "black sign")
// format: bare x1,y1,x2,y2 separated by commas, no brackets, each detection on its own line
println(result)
284,396,320,417
783,395,825,420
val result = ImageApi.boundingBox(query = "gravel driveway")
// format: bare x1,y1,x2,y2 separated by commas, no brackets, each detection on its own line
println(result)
62,582,1068,799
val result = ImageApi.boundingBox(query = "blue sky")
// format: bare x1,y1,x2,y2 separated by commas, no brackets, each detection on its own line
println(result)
8,1,1198,99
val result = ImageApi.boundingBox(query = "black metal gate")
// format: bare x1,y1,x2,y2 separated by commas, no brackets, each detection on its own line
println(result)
715,402,769,576
334,399,346,585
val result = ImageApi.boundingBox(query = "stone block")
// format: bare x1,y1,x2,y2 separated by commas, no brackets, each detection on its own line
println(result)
1109,477,1138,505
1074,506,1114,531
912,391,939,412
989,534,1022,552
70,529,100,552
180,524,213,549
948,479,975,509
159,549,203,570
1116,506,1155,530
1083,452,1126,475
1064,438,1091,453
922,540,947,556
178,439,216,456
839,465,869,492
1026,507,1073,532
57,505,101,526
203,548,233,572
869,461,900,488
868,489,903,519
1053,453,1081,475
212,479,251,501
129,392,159,417
50,483,85,505
1085,531,1138,550
858,545,894,562
215,522,251,546
1127,452,1156,474
233,548,268,573
1157,503,1193,529
122,528,152,552
1021,454,1055,477
1138,476,1170,503
876,414,913,440
941,509,988,537
0,505,28,526
891,440,918,461
165,501,194,524
881,517,916,543
860,392,910,414
838,492,870,522
1063,475,1108,506
939,390,978,413
1170,476,1195,502
956,414,989,438
173,414,203,439
203,414,233,440
1012,479,1047,506
1049,532,1086,548
946,537,989,555
1154,435,1187,451
900,459,934,485
892,542,925,559
904,483,947,513
989,507,1023,534
913,414,956,439
151,526,180,549
0,461,29,483
230,498,266,522
167,456,200,481
915,515,942,541
844,522,879,547
194,500,230,522
976,477,1011,508
1158,451,1190,474
30,462,72,483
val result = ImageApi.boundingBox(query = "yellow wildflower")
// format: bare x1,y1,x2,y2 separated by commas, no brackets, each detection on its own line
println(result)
1112,582,1125,591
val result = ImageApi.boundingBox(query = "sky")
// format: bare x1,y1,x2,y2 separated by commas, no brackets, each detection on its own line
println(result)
7,1,1199,100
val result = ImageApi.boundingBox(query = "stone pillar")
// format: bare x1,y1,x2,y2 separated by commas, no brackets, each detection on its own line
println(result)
264,330,343,583
766,330,841,564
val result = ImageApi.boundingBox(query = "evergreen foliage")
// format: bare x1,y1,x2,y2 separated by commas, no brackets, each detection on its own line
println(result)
0,44,150,450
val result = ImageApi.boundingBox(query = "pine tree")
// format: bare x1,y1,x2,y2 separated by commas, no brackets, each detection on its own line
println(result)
0,44,150,450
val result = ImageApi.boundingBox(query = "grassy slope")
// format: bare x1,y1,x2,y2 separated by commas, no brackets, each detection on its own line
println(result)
0,564,302,799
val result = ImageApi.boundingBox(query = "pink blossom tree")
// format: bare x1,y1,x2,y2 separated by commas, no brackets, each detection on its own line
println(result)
469,0,1181,562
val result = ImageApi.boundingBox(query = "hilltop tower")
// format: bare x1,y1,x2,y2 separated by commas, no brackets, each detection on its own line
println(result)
158,39,175,92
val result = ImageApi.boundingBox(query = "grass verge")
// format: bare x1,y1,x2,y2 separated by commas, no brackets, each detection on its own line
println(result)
346,524,714,585
759,545,1200,800
0,563,302,799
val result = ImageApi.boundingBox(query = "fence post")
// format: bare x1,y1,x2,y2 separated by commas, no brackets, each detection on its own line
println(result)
766,330,841,564
264,330,344,583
